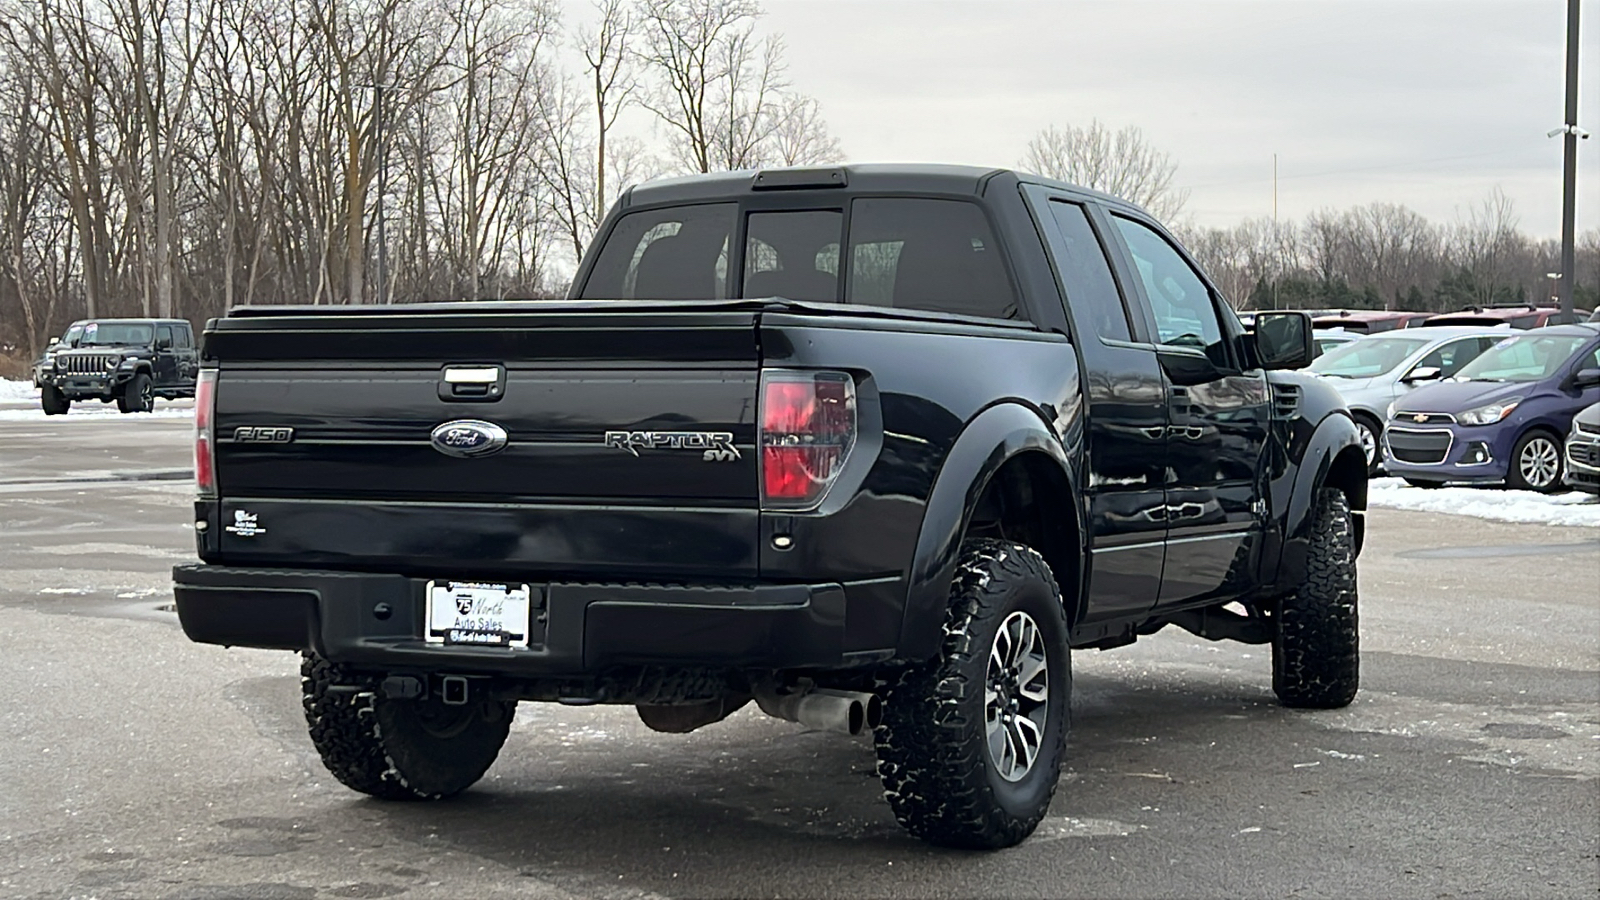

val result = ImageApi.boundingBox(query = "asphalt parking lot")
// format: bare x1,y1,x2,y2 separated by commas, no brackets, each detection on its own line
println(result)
0,412,1596,899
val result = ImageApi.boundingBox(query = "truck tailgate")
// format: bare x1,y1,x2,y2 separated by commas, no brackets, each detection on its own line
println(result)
205,307,761,577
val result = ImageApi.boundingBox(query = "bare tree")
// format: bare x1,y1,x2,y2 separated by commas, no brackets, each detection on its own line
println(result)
1447,187,1523,305
578,0,637,209
768,92,841,166
1020,120,1189,220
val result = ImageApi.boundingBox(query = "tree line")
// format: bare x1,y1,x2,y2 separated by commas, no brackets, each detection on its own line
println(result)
0,1,1594,367
0,0,841,360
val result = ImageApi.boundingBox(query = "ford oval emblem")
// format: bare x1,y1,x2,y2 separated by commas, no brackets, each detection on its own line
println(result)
430,420,509,458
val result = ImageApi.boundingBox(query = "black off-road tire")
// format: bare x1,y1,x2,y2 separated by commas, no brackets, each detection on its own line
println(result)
301,652,515,800
40,385,69,416
1272,488,1359,709
117,373,153,413
874,539,1071,850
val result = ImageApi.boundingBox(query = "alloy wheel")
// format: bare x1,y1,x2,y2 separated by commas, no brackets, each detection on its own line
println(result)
1357,421,1377,467
985,610,1050,782
1518,436,1560,489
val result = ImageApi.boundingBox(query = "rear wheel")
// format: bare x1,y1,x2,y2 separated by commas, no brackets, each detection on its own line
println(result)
40,385,70,416
116,373,153,413
1273,488,1359,709
875,539,1070,850
1506,429,1564,493
301,653,514,800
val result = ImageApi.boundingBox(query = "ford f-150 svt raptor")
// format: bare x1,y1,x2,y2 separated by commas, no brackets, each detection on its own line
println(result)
174,164,1366,849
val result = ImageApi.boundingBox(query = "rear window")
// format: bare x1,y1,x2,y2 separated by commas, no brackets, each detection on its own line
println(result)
579,203,735,300
580,197,1018,319
846,198,1017,319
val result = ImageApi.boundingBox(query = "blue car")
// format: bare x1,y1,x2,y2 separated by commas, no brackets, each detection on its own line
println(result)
1383,323,1600,491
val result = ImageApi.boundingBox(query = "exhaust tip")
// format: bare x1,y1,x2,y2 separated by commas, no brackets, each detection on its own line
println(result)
863,694,883,731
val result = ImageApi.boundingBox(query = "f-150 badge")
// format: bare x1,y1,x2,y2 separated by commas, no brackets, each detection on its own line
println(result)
604,430,740,462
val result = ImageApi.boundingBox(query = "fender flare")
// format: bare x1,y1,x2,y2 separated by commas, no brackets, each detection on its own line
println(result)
897,402,1084,660
1275,412,1367,588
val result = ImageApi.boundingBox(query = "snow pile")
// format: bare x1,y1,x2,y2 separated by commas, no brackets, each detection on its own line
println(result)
1368,477,1600,528
0,378,39,402
0,404,192,421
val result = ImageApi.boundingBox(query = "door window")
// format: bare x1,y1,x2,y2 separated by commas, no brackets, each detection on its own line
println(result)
1046,201,1132,342
1412,338,1489,378
1111,216,1227,365
174,324,193,349
156,324,173,348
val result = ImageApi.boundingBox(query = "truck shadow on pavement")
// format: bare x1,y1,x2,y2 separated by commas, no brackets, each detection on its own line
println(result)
225,651,1597,898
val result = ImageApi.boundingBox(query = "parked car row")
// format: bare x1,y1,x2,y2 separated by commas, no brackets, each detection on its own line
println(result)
1245,304,1592,336
1381,324,1600,491
1308,326,1509,473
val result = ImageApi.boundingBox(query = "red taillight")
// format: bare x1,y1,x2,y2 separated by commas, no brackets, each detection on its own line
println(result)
760,370,856,508
194,370,216,496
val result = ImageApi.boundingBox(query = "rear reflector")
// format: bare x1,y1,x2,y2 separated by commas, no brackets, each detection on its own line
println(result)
759,370,856,509
195,370,217,496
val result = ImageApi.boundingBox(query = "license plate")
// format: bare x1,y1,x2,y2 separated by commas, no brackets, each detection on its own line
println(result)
424,581,533,648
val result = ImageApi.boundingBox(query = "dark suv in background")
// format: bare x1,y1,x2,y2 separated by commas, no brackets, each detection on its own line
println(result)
39,318,199,414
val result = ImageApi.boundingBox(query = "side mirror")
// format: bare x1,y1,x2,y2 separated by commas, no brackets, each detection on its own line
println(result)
1572,367,1600,389
155,338,173,351
1252,312,1313,370
1403,366,1442,383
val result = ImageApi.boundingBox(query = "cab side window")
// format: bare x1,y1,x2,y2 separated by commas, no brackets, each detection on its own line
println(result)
174,324,193,349
157,324,174,348
1111,215,1227,365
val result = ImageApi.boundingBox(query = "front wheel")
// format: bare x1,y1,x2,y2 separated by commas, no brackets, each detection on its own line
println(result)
301,653,515,800
40,385,70,416
875,540,1070,850
1273,488,1359,709
1506,429,1564,493
116,373,153,413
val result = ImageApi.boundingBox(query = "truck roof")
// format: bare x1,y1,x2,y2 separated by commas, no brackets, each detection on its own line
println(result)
620,163,1152,218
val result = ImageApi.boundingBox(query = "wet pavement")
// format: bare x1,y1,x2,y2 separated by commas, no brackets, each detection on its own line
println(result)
0,414,1595,899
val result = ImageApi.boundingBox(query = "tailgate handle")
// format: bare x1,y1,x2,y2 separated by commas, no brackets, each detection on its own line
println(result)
439,365,506,402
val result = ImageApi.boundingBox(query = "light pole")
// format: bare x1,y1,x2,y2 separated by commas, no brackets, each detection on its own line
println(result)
1548,0,1589,324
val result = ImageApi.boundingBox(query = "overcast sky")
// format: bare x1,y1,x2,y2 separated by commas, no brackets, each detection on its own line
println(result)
588,1,1599,239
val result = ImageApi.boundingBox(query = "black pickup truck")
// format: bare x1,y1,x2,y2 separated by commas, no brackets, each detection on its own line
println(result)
174,165,1366,849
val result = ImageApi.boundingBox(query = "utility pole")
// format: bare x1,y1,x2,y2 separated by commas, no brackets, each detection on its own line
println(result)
1551,0,1588,324
1272,152,1280,311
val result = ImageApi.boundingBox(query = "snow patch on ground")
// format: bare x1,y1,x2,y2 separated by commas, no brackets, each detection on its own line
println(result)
1368,477,1600,527
0,378,39,402
0,405,192,421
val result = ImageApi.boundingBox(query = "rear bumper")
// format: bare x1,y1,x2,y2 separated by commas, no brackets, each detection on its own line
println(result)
173,564,853,673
